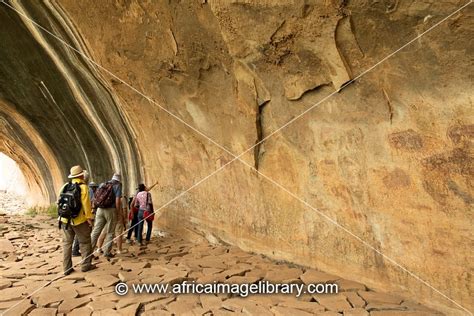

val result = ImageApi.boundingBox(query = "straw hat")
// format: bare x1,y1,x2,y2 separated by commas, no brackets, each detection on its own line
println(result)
68,165,85,179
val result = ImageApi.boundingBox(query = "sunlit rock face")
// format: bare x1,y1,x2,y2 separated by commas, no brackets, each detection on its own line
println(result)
0,1,472,314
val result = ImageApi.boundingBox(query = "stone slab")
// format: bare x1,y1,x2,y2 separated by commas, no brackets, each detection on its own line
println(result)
28,307,58,316
300,270,339,284
357,291,403,305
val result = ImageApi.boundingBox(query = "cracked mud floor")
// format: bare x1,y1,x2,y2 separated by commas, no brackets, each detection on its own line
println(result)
0,213,442,316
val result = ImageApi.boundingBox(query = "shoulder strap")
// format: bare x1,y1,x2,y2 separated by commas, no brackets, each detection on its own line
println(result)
75,182,83,192
61,182,70,193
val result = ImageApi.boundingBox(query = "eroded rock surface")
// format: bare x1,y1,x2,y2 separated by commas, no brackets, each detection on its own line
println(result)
0,1,472,314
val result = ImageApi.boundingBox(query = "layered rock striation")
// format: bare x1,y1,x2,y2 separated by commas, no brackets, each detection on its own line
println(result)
0,0,472,314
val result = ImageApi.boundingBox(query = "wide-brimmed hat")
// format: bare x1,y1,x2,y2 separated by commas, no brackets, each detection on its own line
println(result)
68,165,85,179
111,173,121,182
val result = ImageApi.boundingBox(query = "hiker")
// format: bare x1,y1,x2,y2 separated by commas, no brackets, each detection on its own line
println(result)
134,183,155,246
88,182,99,198
115,195,128,253
90,173,122,258
57,165,95,275
96,193,128,254
126,196,138,244
144,182,157,243
126,181,157,245
72,180,98,257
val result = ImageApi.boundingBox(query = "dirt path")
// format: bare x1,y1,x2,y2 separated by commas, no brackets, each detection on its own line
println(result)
0,213,442,315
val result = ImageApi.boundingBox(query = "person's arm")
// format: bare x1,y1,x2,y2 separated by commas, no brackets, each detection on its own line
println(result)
114,183,122,211
148,193,153,211
82,184,93,225
147,181,159,192
122,197,128,226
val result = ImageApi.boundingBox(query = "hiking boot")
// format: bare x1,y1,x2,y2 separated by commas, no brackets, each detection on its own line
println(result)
93,249,104,257
72,252,81,257
104,253,115,259
64,268,74,276
126,239,132,244
81,264,97,272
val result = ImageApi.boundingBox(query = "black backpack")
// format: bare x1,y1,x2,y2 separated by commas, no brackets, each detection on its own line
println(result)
57,182,82,229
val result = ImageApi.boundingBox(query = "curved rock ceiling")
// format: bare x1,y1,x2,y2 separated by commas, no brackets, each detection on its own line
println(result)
0,1,141,203
0,0,472,314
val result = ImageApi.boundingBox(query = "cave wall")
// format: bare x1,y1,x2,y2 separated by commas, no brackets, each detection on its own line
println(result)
0,0,472,314
0,0,142,200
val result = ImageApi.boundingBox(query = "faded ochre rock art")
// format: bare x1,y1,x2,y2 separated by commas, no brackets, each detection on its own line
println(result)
0,1,472,315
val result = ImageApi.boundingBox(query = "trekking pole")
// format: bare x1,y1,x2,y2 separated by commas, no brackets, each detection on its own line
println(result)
147,181,159,192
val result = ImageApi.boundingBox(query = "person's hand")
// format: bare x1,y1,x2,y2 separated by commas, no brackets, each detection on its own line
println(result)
87,219,93,227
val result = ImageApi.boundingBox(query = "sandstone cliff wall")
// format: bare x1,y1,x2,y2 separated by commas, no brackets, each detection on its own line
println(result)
0,1,472,314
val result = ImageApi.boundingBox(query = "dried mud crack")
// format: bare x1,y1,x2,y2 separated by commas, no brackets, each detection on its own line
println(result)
0,213,443,315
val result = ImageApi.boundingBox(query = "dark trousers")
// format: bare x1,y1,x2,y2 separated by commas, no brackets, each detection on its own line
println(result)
146,219,153,241
137,209,154,243
127,211,139,240
72,236,80,255
137,209,145,243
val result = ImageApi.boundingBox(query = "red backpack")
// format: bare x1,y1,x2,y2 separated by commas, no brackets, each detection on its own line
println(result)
93,182,115,209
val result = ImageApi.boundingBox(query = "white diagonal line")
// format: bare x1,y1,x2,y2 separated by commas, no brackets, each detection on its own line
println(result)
1,0,472,315
236,158,474,314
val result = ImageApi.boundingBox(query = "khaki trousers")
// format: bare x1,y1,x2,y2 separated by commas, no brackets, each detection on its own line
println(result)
62,221,92,273
90,207,117,255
